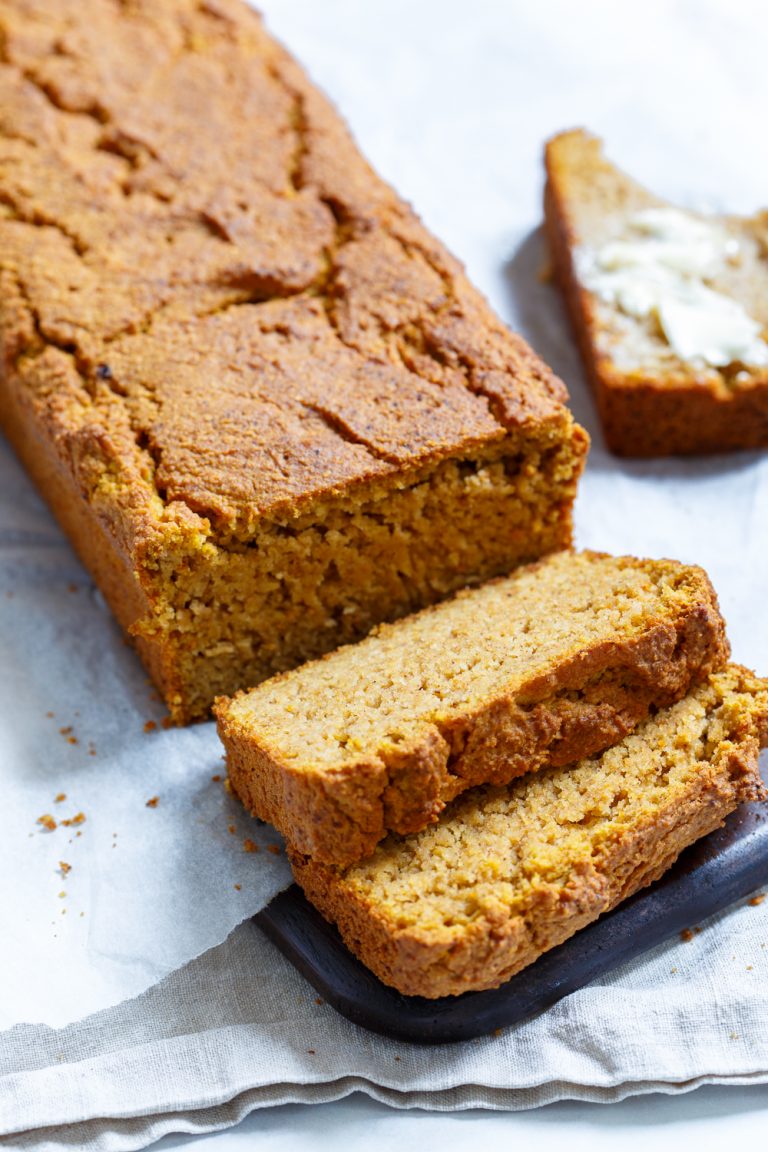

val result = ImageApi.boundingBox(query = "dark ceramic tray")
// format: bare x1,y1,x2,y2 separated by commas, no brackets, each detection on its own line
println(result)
255,788,768,1045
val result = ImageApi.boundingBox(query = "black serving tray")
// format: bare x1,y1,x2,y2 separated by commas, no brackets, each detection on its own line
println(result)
255,788,768,1045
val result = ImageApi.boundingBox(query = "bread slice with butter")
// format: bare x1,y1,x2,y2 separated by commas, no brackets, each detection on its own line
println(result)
544,129,768,456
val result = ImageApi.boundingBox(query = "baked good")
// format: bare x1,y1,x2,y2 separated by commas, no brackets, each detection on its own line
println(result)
0,0,587,723
217,550,729,866
291,665,768,997
544,129,768,456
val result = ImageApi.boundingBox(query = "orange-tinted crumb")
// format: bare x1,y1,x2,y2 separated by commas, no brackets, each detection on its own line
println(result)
67,736,78,745
146,796,159,808
749,894,766,907
681,928,694,942
59,726,72,736
243,838,259,853
54,793,66,803
46,711,54,718
394,1056,401,1062
75,829,82,837
61,812,86,827
143,720,157,733
267,844,281,856
58,890,66,898
161,716,174,730
315,997,324,1006
58,861,71,876
234,883,242,891
227,824,236,835
37,814,57,831
89,748,97,756
211,774,222,783
747,965,753,971
307,1049,316,1055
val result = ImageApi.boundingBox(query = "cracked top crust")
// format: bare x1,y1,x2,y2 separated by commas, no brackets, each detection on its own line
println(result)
0,0,574,536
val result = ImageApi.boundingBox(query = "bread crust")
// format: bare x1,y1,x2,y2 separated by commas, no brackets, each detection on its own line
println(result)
218,553,729,866
291,668,768,997
0,1,586,720
544,129,768,457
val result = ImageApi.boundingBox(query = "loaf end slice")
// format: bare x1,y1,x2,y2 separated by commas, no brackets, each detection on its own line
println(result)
217,550,729,866
291,665,768,998
544,129,768,456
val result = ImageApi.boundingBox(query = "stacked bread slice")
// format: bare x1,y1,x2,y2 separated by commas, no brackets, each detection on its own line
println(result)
216,550,768,998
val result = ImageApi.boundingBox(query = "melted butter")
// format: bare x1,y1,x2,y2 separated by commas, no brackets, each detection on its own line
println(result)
576,208,768,368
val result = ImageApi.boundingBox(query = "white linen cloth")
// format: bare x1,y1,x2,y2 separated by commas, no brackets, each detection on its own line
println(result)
2,0,768,1145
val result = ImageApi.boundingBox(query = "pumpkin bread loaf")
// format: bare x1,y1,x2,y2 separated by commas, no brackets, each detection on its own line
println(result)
217,550,729,866
0,0,587,722
291,665,768,997
544,129,768,456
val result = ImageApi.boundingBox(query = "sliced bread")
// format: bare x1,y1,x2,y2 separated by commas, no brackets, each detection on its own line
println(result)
217,550,728,866
292,665,768,997
544,129,768,456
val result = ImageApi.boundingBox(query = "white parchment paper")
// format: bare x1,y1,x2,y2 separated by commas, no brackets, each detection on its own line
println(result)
0,439,291,1027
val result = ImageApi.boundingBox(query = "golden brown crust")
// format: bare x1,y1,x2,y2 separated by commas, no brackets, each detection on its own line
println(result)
0,0,586,720
544,129,768,457
291,667,768,997
218,552,729,866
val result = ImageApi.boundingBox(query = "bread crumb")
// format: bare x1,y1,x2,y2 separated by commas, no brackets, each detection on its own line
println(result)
307,1049,316,1055
749,893,765,907
224,778,233,794
146,796,159,808
394,1056,401,1062
680,928,695,942
61,812,86,827
54,793,66,803
59,726,72,736
37,814,57,832
747,965,753,971
161,716,174,730
58,891,66,899
46,711,54,718
143,720,157,733
58,861,71,876
228,824,236,835
267,844,281,856
243,838,258,853
67,736,78,745
315,997,324,1006
730,1032,740,1040
211,774,222,783
234,883,241,891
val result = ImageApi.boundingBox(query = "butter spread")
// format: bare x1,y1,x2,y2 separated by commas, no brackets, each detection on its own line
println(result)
576,208,768,368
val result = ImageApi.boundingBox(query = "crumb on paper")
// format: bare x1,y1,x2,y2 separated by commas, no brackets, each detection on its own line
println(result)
58,861,71,876
58,891,66,899
37,814,57,832
243,838,258,853
493,1028,503,1037
749,894,766,907
315,997,324,1006
161,716,174,730
394,1056,401,1062
211,774,222,783
61,812,86,827
307,1049,316,1055
233,883,241,891
680,928,700,942
143,720,157,733
747,965,753,971
730,1032,740,1040
227,824,236,835
146,796,159,809
267,844,281,856
59,727,72,736
54,793,66,803
224,778,233,794
67,736,78,745
46,711,54,718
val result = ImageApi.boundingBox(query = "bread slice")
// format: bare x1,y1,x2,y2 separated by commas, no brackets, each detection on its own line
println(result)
291,665,768,997
544,129,768,456
217,551,728,866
